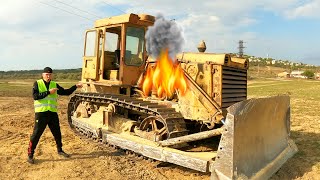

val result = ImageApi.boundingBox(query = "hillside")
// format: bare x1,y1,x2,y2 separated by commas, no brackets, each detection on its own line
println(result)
248,66,287,78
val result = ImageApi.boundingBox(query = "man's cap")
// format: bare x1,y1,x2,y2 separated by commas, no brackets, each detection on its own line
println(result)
43,67,53,73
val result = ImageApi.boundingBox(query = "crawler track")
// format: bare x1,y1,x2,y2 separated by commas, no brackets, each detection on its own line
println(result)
67,92,188,142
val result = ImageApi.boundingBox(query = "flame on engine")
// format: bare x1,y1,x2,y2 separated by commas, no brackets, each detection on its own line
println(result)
142,49,188,98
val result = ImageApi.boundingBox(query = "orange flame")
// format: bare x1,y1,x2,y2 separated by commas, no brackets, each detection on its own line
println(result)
142,49,188,98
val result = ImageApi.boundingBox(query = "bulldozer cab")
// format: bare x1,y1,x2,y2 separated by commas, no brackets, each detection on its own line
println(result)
82,14,154,87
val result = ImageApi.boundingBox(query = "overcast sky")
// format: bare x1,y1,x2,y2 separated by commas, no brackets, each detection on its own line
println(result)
1,0,319,71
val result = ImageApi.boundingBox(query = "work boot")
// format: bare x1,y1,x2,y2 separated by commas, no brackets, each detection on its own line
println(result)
58,150,70,158
27,155,34,164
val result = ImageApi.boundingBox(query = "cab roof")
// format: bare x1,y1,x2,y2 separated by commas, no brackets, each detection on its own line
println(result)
94,13,155,28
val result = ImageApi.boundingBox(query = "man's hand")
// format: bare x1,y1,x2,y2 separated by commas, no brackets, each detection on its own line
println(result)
76,82,83,88
49,88,58,94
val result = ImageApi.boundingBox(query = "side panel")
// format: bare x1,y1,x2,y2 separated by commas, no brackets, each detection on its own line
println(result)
120,65,144,85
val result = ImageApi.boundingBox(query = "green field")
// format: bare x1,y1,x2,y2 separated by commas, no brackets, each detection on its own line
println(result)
248,78,320,117
0,80,77,97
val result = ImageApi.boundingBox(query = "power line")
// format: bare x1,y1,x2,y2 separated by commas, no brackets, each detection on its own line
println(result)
52,0,103,19
102,1,126,14
38,1,95,21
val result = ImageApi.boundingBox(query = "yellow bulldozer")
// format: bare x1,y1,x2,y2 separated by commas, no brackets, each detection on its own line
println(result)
67,13,298,179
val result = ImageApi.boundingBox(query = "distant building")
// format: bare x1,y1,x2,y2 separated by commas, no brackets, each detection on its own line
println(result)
315,73,320,80
277,72,290,78
290,70,307,79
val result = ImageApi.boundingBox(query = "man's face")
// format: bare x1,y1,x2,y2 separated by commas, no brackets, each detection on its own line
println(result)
42,73,52,82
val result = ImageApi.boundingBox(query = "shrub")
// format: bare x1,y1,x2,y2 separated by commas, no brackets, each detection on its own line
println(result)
302,70,315,79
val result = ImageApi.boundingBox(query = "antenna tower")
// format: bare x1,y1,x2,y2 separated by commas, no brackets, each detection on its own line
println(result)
238,40,245,57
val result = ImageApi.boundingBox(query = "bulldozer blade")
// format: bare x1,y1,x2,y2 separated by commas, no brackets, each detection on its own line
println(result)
212,95,298,180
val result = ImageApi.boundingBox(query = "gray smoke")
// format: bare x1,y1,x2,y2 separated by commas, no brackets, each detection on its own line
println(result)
146,14,184,59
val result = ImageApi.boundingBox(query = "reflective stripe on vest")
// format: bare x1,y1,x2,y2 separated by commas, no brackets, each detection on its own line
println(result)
34,80,58,112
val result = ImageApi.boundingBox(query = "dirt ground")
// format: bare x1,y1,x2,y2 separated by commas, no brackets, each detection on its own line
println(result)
0,97,209,180
0,95,319,179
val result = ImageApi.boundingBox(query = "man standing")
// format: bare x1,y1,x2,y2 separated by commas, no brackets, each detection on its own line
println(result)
27,67,82,164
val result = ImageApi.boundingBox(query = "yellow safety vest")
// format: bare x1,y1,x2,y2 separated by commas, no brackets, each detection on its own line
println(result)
34,80,58,112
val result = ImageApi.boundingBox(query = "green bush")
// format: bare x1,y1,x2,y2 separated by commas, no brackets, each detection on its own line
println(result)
302,70,315,79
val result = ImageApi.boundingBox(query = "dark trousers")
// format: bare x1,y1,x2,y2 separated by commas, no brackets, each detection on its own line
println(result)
28,111,63,156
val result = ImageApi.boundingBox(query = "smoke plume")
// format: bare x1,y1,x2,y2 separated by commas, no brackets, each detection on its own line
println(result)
146,14,184,59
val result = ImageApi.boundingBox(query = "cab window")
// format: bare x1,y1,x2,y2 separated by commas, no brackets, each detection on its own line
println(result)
84,31,96,56
105,32,119,52
102,26,121,80
125,27,145,66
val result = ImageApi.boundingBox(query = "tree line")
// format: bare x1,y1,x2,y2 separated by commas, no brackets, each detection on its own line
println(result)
0,68,82,80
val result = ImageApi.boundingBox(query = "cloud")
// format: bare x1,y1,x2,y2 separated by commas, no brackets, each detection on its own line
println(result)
0,0,97,70
285,0,320,19
0,0,319,70
102,0,320,66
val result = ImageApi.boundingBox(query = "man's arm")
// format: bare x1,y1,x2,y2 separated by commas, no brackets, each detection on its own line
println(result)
56,83,77,96
33,81,49,100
